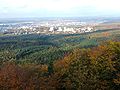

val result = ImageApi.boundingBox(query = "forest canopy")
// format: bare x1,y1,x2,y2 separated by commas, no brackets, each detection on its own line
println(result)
0,41,120,90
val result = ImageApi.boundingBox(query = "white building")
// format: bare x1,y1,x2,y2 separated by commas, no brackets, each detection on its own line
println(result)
81,27,93,33
88,27,93,31
49,27,54,32
63,27,76,33
57,27,63,32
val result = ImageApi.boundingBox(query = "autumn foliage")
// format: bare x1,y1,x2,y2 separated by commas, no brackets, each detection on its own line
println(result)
0,41,120,90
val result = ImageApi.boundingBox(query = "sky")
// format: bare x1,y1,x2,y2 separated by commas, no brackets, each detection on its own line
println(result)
0,0,120,18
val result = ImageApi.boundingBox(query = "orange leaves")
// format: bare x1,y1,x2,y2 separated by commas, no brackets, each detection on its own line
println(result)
0,41,120,89
53,48,84,72
0,62,26,90
41,65,48,72
0,62,49,90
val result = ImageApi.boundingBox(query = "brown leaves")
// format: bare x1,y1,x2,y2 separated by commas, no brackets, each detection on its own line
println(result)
0,41,120,90
0,62,27,90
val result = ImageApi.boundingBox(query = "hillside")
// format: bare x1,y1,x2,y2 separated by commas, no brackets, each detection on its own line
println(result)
0,28,120,64
0,41,120,90
0,28,120,89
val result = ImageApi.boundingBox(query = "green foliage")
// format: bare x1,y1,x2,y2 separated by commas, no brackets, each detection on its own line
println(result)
0,41,120,90
0,29,120,89
52,41,120,90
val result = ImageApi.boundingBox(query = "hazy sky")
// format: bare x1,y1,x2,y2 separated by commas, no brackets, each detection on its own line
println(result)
0,0,120,18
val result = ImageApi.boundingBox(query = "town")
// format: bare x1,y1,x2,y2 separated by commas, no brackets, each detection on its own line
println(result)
1,19,120,35
0,20,99,35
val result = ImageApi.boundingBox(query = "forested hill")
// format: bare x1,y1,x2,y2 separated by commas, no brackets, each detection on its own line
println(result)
0,41,120,90
0,29,120,89
0,28,120,64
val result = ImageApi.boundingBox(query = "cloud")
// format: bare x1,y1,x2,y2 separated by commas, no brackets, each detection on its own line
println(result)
0,0,120,11
0,0,120,17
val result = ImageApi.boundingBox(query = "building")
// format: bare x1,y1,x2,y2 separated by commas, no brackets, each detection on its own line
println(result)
49,27,54,32
57,27,63,32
